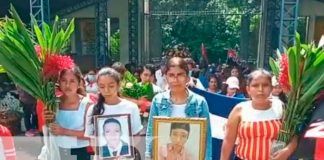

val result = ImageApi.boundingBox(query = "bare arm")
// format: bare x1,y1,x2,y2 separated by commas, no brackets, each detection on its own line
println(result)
220,105,241,160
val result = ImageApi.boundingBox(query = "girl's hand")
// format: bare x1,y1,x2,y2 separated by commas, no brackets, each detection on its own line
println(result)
271,147,290,160
43,108,55,122
49,123,65,135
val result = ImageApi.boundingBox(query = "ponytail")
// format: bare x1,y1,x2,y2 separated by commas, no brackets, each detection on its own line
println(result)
92,93,105,123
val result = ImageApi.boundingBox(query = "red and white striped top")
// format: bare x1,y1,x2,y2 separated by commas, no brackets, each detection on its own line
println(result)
235,99,283,160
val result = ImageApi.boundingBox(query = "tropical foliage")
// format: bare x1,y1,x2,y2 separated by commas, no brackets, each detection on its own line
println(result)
269,33,324,143
151,0,260,63
0,6,74,111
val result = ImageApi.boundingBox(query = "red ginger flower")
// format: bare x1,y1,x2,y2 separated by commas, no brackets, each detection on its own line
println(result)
279,54,291,93
43,54,74,79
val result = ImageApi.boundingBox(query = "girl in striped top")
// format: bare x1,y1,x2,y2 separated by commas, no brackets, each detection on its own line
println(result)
220,69,298,160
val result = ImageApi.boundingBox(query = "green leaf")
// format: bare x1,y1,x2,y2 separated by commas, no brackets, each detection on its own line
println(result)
288,47,297,90
269,57,280,77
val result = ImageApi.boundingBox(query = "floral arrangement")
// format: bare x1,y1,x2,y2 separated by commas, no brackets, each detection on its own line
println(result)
0,6,75,113
121,71,155,100
269,33,324,144
121,71,155,119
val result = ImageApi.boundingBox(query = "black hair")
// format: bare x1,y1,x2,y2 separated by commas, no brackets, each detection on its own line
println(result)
139,64,156,76
191,69,200,78
92,67,121,123
208,74,221,89
170,123,190,136
102,118,122,135
246,68,272,86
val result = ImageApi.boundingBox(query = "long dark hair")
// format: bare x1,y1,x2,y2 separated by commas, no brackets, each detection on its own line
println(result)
92,67,121,123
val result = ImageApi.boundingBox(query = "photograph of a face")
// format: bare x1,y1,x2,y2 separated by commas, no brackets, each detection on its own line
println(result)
94,114,133,160
153,117,207,160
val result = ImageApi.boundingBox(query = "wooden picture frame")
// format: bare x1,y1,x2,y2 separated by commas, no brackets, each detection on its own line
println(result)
94,114,134,160
152,117,207,160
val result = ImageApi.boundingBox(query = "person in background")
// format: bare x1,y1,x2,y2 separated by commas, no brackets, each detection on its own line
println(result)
145,57,212,160
230,67,240,78
155,62,168,91
188,68,206,90
84,69,98,94
0,125,16,160
271,76,287,104
112,62,127,78
207,74,221,93
230,66,247,96
80,78,98,103
16,86,38,137
184,58,195,77
139,64,162,94
221,69,298,160
219,76,245,98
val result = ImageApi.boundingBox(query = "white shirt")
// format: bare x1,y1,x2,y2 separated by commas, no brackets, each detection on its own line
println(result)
155,69,168,91
86,83,98,94
171,104,187,117
84,99,143,138
189,77,206,91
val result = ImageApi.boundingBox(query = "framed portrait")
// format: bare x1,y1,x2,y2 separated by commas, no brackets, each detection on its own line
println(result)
153,117,207,160
94,114,134,160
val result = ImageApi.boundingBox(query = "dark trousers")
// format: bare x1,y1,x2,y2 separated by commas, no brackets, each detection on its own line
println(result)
59,147,91,160
22,102,37,130
233,155,243,160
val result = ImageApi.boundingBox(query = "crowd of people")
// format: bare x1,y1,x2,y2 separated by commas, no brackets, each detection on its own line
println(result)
1,54,300,160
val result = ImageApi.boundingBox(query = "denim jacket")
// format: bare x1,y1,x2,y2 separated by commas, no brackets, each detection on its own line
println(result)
145,90,212,160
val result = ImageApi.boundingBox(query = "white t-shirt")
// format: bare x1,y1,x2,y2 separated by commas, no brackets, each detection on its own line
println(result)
84,99,143,138
155,69,168,91
171,104,187,117
86,83,98,94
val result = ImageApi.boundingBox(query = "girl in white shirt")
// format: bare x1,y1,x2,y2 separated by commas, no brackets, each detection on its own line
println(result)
84,67,143,158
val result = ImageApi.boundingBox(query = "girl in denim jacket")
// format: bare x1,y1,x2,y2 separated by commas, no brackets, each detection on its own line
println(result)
145,57,212,160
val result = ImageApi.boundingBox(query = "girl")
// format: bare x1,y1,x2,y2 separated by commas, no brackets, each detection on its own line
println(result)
85,69,98,94
84,67,143,158
139,64,162,94
145,57,212,160
220,69,297,160
45,66,93,160
207,74,221,93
